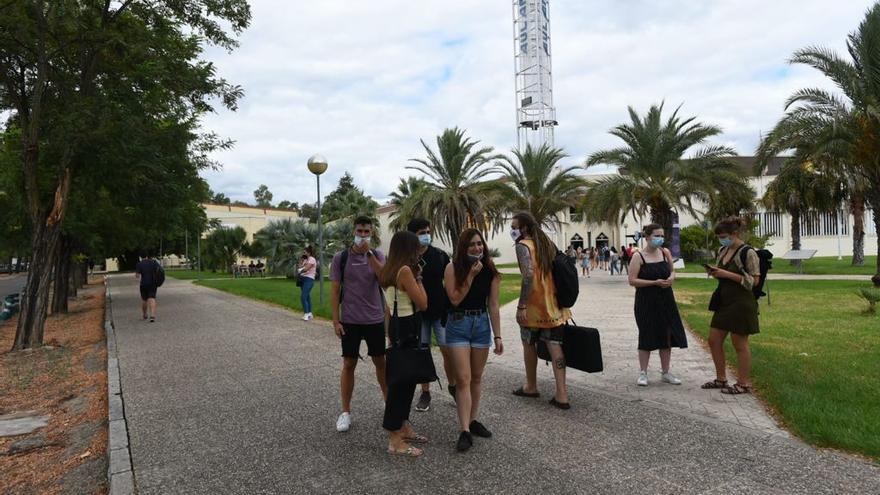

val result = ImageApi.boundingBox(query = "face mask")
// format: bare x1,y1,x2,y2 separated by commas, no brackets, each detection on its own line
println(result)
510,229,521,241
650,237,664,248
354,235,370,246
418,234,431,246
719,237,733,247
467,253,483,263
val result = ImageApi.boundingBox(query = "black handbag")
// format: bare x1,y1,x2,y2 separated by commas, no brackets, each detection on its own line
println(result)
708,289,721,311
385,287,438,387
537,321,603,373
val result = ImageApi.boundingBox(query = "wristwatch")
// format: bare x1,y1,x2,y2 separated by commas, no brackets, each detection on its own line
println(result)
365,250,374,257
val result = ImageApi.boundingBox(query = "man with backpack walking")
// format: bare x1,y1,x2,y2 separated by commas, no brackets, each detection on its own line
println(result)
135,253,164,323
330,216,387,433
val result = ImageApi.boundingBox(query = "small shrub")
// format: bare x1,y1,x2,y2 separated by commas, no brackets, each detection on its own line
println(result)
856,287,880,314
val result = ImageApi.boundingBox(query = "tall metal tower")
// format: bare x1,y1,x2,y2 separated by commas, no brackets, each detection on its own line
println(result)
513,0,558,150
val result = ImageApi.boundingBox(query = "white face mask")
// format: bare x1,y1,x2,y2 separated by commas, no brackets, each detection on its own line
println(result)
510,229,521,241
354,235,370,246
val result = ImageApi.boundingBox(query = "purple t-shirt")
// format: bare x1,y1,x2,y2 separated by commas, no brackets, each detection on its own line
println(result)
330,248,386,325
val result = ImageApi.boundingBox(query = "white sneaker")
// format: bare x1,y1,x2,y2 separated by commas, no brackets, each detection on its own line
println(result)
661,372,682,385
637,371,648,386
336,412,351,432
307,313,314,320
302,313,312,321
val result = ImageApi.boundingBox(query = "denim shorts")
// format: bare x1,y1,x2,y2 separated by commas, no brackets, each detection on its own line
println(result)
445,312,492,348
420,318,447,348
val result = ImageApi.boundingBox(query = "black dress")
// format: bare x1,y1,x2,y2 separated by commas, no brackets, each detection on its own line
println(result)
634,253,688,351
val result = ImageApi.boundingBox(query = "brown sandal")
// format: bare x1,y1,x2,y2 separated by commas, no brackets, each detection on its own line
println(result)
404,433,429,444
721,383,752,395
388,445,423,457
701,379,728,389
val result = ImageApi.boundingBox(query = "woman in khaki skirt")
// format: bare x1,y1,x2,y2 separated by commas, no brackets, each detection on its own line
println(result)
701,217,760,395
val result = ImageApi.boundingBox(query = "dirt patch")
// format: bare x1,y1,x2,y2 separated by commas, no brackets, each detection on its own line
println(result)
0,279,108,494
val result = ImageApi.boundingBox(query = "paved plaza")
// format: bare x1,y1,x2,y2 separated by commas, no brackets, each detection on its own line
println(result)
110,274,880,494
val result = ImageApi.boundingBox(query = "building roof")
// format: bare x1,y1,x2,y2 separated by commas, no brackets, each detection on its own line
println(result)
203,203,300,216
727,156,786,177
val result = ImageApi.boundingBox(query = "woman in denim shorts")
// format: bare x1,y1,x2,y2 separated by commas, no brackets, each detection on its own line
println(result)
443,229,503,452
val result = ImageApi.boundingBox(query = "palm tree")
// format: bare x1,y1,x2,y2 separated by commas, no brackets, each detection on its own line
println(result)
584,103,752,239
757,4,880,282
388,176,429,232
253,219,317,275
491,143,586,228
407,127,501,244
762,160,843,265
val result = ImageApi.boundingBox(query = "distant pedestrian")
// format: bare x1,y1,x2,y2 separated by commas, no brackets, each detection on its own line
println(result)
702,217,760,395
628,224,687,386
589,247,598,270
135,253,161,322
578,248,590,278
406,218,454,412
330,216,387,433
379,231,429,457
609,247,620,275
619,245,630,275
511,212,572,409
298,245,317,321
444,228,503,452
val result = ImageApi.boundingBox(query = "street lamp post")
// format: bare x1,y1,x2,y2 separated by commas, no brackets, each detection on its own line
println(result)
308,154,329,305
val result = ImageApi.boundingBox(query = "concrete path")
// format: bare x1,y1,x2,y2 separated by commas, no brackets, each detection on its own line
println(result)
0,273,26,298
676,272,872,281
110,275,880,494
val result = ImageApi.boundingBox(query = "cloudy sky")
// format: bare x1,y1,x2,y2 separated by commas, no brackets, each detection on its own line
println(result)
200,0,875,206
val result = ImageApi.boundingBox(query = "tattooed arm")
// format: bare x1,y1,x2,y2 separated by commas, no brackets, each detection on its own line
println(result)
515,243,533,311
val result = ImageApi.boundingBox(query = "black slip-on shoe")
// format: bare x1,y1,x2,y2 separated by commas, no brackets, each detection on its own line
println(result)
469,420,492,438
414,391,431,412
456,431,473,452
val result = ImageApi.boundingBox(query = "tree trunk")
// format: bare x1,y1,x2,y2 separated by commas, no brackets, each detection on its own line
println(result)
873,209,880,287
51,236,71,314
790,209,802,267
851,194,865,266
13,222,63,350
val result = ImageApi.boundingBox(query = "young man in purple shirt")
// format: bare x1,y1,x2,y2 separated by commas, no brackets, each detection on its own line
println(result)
331,216,386,432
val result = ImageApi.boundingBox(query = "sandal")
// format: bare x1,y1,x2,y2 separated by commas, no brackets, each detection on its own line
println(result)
387,445,423,457
512,387,540,398
721,383,752,395
549,398,571,410
404,433,429,444
701,379,728,389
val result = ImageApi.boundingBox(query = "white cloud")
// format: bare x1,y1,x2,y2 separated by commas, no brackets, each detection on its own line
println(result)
200,0,875,204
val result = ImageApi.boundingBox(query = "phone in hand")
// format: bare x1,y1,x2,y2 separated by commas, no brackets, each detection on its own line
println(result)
702,263,714,271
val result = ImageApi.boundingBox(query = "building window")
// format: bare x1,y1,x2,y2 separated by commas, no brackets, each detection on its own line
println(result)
800,209,850,237
749,211,783,238
569,207,583,223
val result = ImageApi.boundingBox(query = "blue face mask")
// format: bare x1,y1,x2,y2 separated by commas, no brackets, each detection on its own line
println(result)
418,234,431,246
719,237,733,247
468,253,483,263
354,235,370,246
650,237,664,248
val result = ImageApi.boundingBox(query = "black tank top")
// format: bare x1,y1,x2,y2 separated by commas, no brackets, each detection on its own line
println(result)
456,267,492,311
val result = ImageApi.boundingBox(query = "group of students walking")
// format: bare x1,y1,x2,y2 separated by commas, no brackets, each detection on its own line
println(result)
307,212,760,457
325,213,573,457
573,244,637,277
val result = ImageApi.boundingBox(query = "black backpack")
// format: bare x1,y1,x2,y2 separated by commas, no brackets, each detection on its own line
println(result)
154,261,166,287
552,249,579,308
739,246,772,300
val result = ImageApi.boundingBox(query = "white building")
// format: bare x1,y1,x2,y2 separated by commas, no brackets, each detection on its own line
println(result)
376,157,878,264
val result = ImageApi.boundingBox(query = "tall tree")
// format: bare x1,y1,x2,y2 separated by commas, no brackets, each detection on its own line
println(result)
762,160,843,265
584,103,752,241
756,4,880,283
491,143,586,228
253,184,273,208
406,127,501,244
388,176,429,231
202,226,249,273
0,1,251,349
276,200,299,212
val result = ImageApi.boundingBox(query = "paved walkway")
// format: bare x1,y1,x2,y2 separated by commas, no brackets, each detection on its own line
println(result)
110,275,880,494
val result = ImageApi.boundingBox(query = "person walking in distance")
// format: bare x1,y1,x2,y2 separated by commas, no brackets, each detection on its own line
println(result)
379,231,430,457
578,247,590,278
299,245,317,321
330,216,387,433
701,217,761,395
407,219,454,412
510,212,572,409
628,224,687,386
444,229,503,452
619,245,630,275
135,253,161,322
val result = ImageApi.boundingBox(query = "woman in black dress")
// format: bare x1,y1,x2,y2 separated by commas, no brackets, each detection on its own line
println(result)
628,224,688,387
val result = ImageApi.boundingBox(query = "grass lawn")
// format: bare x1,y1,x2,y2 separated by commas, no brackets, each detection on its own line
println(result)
677,255,877,275
166,269,236,280
195,273,524,322
674,278,880,460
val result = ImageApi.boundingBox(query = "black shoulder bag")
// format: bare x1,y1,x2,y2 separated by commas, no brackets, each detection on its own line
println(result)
385,285,437,387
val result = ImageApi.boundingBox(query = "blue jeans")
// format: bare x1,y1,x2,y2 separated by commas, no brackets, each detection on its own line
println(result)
300,277,315,313
446,312,492,349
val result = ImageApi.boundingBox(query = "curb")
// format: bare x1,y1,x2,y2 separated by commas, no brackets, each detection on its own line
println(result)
104,276,136,495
